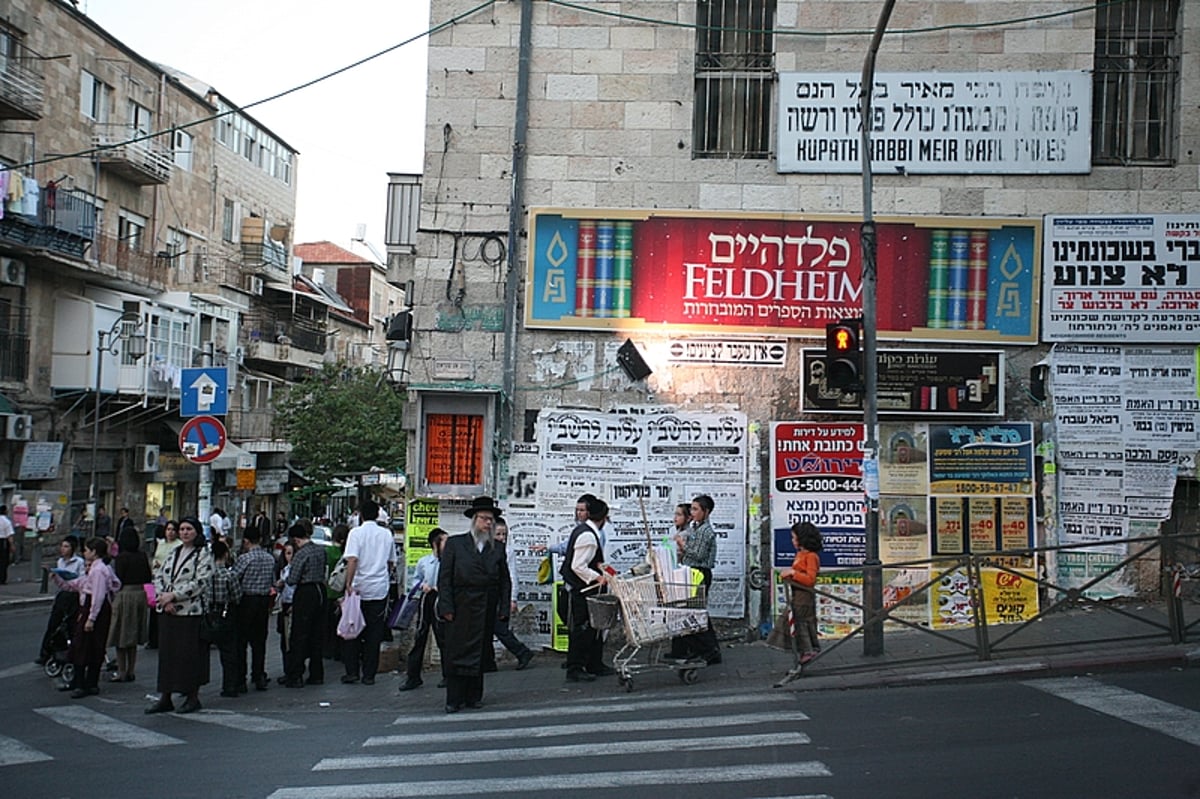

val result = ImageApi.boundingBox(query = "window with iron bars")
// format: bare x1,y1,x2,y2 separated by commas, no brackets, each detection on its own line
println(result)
1092,0,1180,165
693,0,776,159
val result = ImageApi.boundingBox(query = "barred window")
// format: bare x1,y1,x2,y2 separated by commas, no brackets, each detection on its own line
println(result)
1092,0,1180,165
693,0,776,159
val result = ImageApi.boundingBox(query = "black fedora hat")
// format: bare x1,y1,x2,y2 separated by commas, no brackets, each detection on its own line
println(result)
463,496,502,518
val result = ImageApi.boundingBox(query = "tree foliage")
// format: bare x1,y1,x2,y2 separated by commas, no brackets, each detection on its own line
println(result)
274,362,407,484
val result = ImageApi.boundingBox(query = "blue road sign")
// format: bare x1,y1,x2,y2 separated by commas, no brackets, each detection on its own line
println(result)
181,367,229,417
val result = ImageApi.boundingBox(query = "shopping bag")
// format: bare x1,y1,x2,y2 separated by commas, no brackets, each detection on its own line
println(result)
388,583,423,630
764,607,794,651
143,583,157,608
337,591,366,640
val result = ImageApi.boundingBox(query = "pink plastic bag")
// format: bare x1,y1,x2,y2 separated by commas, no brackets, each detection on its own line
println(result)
337,591,365,640
144,583,157,608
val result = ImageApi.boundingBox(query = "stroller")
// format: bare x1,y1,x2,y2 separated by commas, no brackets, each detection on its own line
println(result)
42,604,76,688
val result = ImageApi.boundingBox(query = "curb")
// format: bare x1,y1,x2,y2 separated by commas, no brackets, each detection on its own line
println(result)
0,595,54,611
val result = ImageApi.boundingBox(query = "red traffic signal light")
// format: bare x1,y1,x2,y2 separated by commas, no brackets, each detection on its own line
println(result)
825,319,862,391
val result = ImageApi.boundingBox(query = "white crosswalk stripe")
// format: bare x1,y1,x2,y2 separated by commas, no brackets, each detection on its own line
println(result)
0,734,53,767
1025,677,1200,748
317,731,811,771
33,706,184,749
367,710,810,747
174,709,302,733
269,763,834,799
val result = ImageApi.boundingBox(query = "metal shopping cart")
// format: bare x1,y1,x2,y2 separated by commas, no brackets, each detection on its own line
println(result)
590,573,709,691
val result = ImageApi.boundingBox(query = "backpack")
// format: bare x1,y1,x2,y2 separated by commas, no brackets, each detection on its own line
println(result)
327,556,348,594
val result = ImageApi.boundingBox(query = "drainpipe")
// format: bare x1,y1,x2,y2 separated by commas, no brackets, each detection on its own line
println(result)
500,0,532,490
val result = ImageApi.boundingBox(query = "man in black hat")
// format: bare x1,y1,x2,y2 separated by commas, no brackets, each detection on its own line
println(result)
437,496,511,713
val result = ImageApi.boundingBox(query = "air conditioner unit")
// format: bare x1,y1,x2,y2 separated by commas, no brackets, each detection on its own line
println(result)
245,275,264,296
3,413,32,441
135,444,160,473
0,257,26,287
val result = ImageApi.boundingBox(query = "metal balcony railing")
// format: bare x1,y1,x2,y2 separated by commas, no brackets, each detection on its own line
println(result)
95,231,165,289
92,124,172,185
0,47,44,120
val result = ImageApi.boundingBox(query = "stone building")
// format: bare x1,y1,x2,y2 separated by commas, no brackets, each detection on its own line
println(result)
0,0,302,539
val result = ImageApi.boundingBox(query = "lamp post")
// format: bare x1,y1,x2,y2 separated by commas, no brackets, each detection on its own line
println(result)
88,311,148,521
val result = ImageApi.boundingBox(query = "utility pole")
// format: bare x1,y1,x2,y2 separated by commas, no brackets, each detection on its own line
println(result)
859,0,898,657
197,341,214,535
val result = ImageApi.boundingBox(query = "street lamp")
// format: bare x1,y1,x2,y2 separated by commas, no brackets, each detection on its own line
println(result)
88,311,148,520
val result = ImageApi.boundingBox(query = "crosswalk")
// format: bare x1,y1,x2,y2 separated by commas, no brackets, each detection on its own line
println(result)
271,691,832,799
0,704,295,766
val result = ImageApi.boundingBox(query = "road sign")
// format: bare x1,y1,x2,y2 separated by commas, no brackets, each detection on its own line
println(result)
179,415,227,464
181,367,229,417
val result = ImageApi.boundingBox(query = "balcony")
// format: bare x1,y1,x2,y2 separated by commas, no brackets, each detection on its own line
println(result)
227,407,276,440
95,232,166,290
92,124,172,185
0,187,95,260
0,47,44,120
240,217,289,268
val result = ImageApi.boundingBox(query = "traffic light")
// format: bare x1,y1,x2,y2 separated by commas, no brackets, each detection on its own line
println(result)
825,318,862,391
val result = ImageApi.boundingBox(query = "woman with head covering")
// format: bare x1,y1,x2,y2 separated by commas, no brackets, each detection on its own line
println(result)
146,516,212,714
106,526,153,681
50,537,120,697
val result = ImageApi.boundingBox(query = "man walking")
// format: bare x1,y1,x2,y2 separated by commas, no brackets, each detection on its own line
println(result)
397,527,448,692
282,520,325,687
437,497,510,713
489,517,534,671
561,495,614,682
341,500,394,685
232,526,275,691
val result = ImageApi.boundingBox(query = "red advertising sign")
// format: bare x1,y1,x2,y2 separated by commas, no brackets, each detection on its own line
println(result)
528,209,1040,342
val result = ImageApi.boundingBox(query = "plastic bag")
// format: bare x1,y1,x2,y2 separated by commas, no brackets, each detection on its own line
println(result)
388,583,423,630
327,556,348,594
337,591,365,640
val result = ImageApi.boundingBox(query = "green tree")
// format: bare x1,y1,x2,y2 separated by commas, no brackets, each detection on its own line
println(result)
274,362,406,484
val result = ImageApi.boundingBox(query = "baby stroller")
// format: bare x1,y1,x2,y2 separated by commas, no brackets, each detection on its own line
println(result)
43,614,75,687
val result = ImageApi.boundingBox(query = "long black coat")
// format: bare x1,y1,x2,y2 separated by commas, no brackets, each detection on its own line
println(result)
436,532,510,677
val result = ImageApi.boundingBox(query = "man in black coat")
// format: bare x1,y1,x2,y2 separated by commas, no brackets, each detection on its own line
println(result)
437,496,511,713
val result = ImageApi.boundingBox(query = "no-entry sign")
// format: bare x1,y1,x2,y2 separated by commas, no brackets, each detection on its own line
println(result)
179,415,227,464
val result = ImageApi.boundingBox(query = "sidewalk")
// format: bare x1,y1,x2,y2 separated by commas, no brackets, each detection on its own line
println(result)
6,573,1197,700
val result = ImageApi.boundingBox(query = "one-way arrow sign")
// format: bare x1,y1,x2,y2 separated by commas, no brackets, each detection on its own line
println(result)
181,367,229,417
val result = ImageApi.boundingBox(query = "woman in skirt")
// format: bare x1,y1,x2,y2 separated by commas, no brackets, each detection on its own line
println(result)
146,516,212,714
107,527,153,681
51,537,120,698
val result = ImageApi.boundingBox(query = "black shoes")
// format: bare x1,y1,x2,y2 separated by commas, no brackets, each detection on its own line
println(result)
397,679,423,692
145,697,175,714
177,698,202,714
306,678,324,685
219,690,239,698
70,688,98,699
565,669,596,682
445,703,462,714
361,676,375,685
253,677,269,691
589,665,616,677
340,675,360,684
516,651,535,670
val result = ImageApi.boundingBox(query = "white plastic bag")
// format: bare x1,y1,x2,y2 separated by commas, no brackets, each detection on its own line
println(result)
337,591,365,640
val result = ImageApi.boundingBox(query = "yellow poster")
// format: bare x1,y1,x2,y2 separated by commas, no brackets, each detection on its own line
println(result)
980,567,1039,624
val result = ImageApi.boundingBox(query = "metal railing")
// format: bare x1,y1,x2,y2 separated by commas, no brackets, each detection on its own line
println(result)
92,124,172,184
0,46,45,118
787,531,1198,677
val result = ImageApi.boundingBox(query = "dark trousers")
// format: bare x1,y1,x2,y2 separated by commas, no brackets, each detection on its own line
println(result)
40,591,79,660
236,594,272,685
565,589,604,673
445,674,483,709
405,591,444,682
215,633,240,692
494,613,531,659
70,600,112,691
342,597,387,680
0,541,9,583
286,584,325,683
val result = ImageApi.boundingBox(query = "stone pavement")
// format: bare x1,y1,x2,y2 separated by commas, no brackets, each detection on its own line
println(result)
5,572,1197,704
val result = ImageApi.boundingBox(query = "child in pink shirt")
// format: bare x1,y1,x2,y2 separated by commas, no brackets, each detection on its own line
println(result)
52,537,121,697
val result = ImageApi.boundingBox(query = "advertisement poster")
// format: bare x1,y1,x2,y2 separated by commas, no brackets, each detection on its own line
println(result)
803,349,1004,416
928,423,1036,495
879,423,931,495
777,71,1092,175
1043,214,1200,342
528,209,1040,343
535,408,748,618
880,495,931,627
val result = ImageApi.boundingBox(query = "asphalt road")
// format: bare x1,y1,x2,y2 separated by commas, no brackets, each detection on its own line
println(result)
2,605,1198,798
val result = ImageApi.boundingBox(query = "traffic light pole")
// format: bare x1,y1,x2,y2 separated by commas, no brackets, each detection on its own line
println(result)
859,0,897,658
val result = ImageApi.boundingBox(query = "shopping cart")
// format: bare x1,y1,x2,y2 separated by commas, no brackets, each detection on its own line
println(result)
596,573,709,691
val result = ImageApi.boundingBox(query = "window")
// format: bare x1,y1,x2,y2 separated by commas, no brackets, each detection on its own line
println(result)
222,198,236,243
127,101,152,135
417,392,495,495
164,227,187,260
1092,0,1180,165
118,210,147,252
80,70,111,121
173,129,193,170
693,0,776,159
